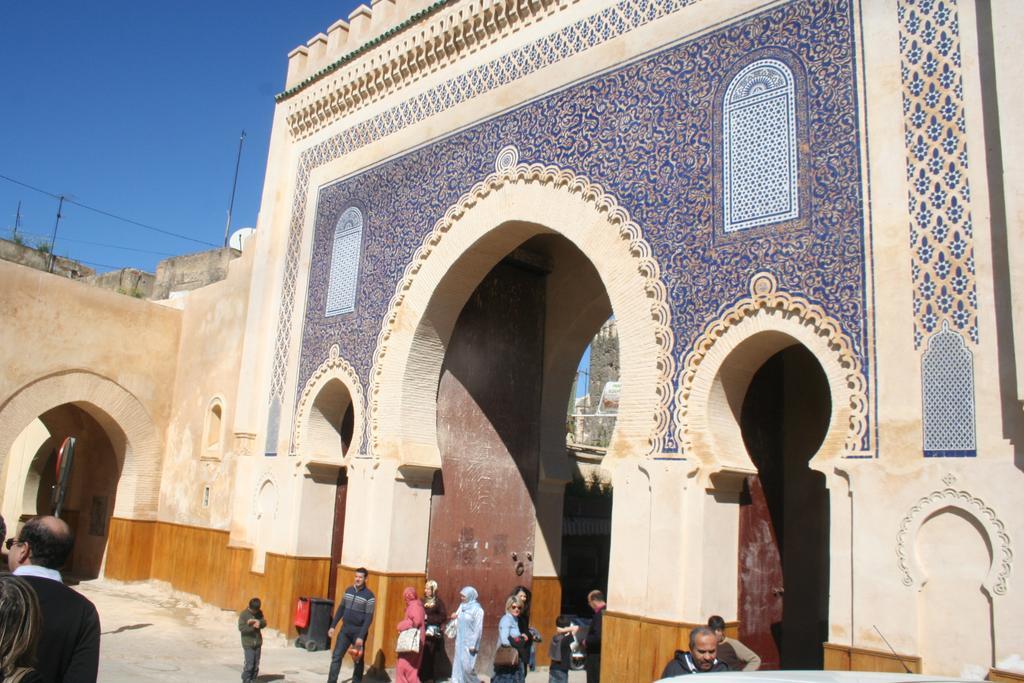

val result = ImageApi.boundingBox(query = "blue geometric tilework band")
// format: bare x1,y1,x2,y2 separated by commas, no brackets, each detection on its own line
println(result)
899,0,979,458
898,0,978,349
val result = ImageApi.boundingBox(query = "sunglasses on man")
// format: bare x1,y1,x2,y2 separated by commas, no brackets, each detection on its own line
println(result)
4,538,25,550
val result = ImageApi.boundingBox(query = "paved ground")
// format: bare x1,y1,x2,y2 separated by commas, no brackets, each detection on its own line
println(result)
80,578,586,682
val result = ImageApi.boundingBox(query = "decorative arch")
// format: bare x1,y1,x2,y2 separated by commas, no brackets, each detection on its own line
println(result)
897,485,1012,597
676,272,868,472
0,370,162,519
325,206,365,317
368,146,674,466
201,395,226,460
292,344,364,460
723,59,799,233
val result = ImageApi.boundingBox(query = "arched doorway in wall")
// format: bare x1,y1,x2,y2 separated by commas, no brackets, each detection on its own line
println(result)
299,374,356,600
7,404,122,579
736,343,831,670
426,233,619,663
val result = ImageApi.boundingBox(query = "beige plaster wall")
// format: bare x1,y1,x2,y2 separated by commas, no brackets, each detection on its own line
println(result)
0,261,181,519
158,247,254,529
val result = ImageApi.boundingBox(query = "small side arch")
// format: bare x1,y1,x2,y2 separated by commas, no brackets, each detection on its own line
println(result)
676,272,868,472
0,370,162,519
292,344,364,461
897,487,1011,597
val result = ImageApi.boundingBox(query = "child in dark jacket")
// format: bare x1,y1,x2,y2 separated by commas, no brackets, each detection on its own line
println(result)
238,597,266,683
548,615,579,682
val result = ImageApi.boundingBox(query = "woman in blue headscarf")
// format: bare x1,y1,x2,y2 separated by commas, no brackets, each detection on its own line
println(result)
450,586,484,683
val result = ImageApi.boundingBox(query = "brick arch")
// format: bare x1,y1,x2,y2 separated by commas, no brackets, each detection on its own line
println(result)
0,370,162,519
368,150,674,468
677,272,868,472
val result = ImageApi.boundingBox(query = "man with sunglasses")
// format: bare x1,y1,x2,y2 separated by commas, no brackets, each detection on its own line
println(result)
7,515,100,683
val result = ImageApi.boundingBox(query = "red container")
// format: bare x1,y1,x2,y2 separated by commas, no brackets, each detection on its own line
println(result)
294,597,311,628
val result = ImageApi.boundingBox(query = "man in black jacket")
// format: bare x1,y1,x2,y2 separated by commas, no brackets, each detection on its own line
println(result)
661,627,730,677
7,515,100,683
326,567,375,683
584,589,605,683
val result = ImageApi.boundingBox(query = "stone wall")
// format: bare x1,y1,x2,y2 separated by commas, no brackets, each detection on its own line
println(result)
152,247,241,300
82,268,155,299
0,237,93,279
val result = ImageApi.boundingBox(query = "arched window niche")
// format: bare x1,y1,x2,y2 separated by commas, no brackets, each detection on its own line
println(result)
202,396,225,460
325,206,365,317
722,58,800,234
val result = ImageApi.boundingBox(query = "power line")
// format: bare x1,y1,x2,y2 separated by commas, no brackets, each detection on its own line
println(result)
74,257,133,271
0,172,219,247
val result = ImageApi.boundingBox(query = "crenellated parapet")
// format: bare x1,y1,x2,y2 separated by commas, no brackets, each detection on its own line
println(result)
279,0,578,140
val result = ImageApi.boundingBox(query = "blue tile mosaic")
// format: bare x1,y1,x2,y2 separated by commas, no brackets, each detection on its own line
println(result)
289,0,870,455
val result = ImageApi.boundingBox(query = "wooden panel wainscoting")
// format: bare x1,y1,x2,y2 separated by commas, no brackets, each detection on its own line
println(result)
989,668,1024,683
530,575,562,667
823,643,922,674
336,565,426,675
104,517,156,581
107,520,330,637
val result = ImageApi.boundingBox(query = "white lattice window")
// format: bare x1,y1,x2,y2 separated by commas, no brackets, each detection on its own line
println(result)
325,207,364,316
723,59,799,233
921,322,976,456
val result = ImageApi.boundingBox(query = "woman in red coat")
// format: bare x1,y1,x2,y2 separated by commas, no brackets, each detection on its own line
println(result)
396,586,426,683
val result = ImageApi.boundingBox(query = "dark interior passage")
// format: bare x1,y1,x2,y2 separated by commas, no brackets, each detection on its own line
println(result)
23,405,121,579
737,344,831,669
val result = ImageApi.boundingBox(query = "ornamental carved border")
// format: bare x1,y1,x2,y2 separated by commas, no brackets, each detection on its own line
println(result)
367,147,675,457
896,486,1012,596
675,271,868,455
282,0,579,139
292,344,365,459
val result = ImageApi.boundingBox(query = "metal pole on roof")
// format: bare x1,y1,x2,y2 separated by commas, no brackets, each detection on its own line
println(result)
224,130,246,248
47,195,65,273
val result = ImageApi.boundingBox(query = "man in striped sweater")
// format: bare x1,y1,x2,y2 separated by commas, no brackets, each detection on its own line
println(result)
327,567,376,683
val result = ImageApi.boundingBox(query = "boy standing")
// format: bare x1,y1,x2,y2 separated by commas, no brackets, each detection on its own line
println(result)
548,616,578,682
239,597,266,683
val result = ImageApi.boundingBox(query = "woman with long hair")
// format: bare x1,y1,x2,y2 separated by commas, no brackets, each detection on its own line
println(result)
450,586,484,683
0,575,43,683
396,586,426,683
511,585,534,680
421,580,451,682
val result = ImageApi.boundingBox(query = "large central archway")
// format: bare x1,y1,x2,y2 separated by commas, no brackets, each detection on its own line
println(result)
368,150,673,668
368,151,674,468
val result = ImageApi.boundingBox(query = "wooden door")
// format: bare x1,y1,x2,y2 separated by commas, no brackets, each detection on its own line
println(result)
328,469,348,601
428,260,545,665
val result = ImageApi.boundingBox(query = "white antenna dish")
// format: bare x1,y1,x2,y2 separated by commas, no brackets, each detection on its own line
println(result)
229,227,255,251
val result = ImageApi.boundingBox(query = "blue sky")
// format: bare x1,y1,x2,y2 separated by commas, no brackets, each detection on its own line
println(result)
1,1,365,273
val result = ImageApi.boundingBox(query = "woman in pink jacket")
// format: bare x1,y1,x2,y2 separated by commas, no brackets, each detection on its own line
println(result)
396,586,426,683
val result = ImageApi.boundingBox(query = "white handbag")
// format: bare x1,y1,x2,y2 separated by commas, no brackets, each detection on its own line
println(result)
397,627,421,653
444,619,458,639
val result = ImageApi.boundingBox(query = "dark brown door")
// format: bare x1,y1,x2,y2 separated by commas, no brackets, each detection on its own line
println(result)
428,260,545,665
328,469,348,601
